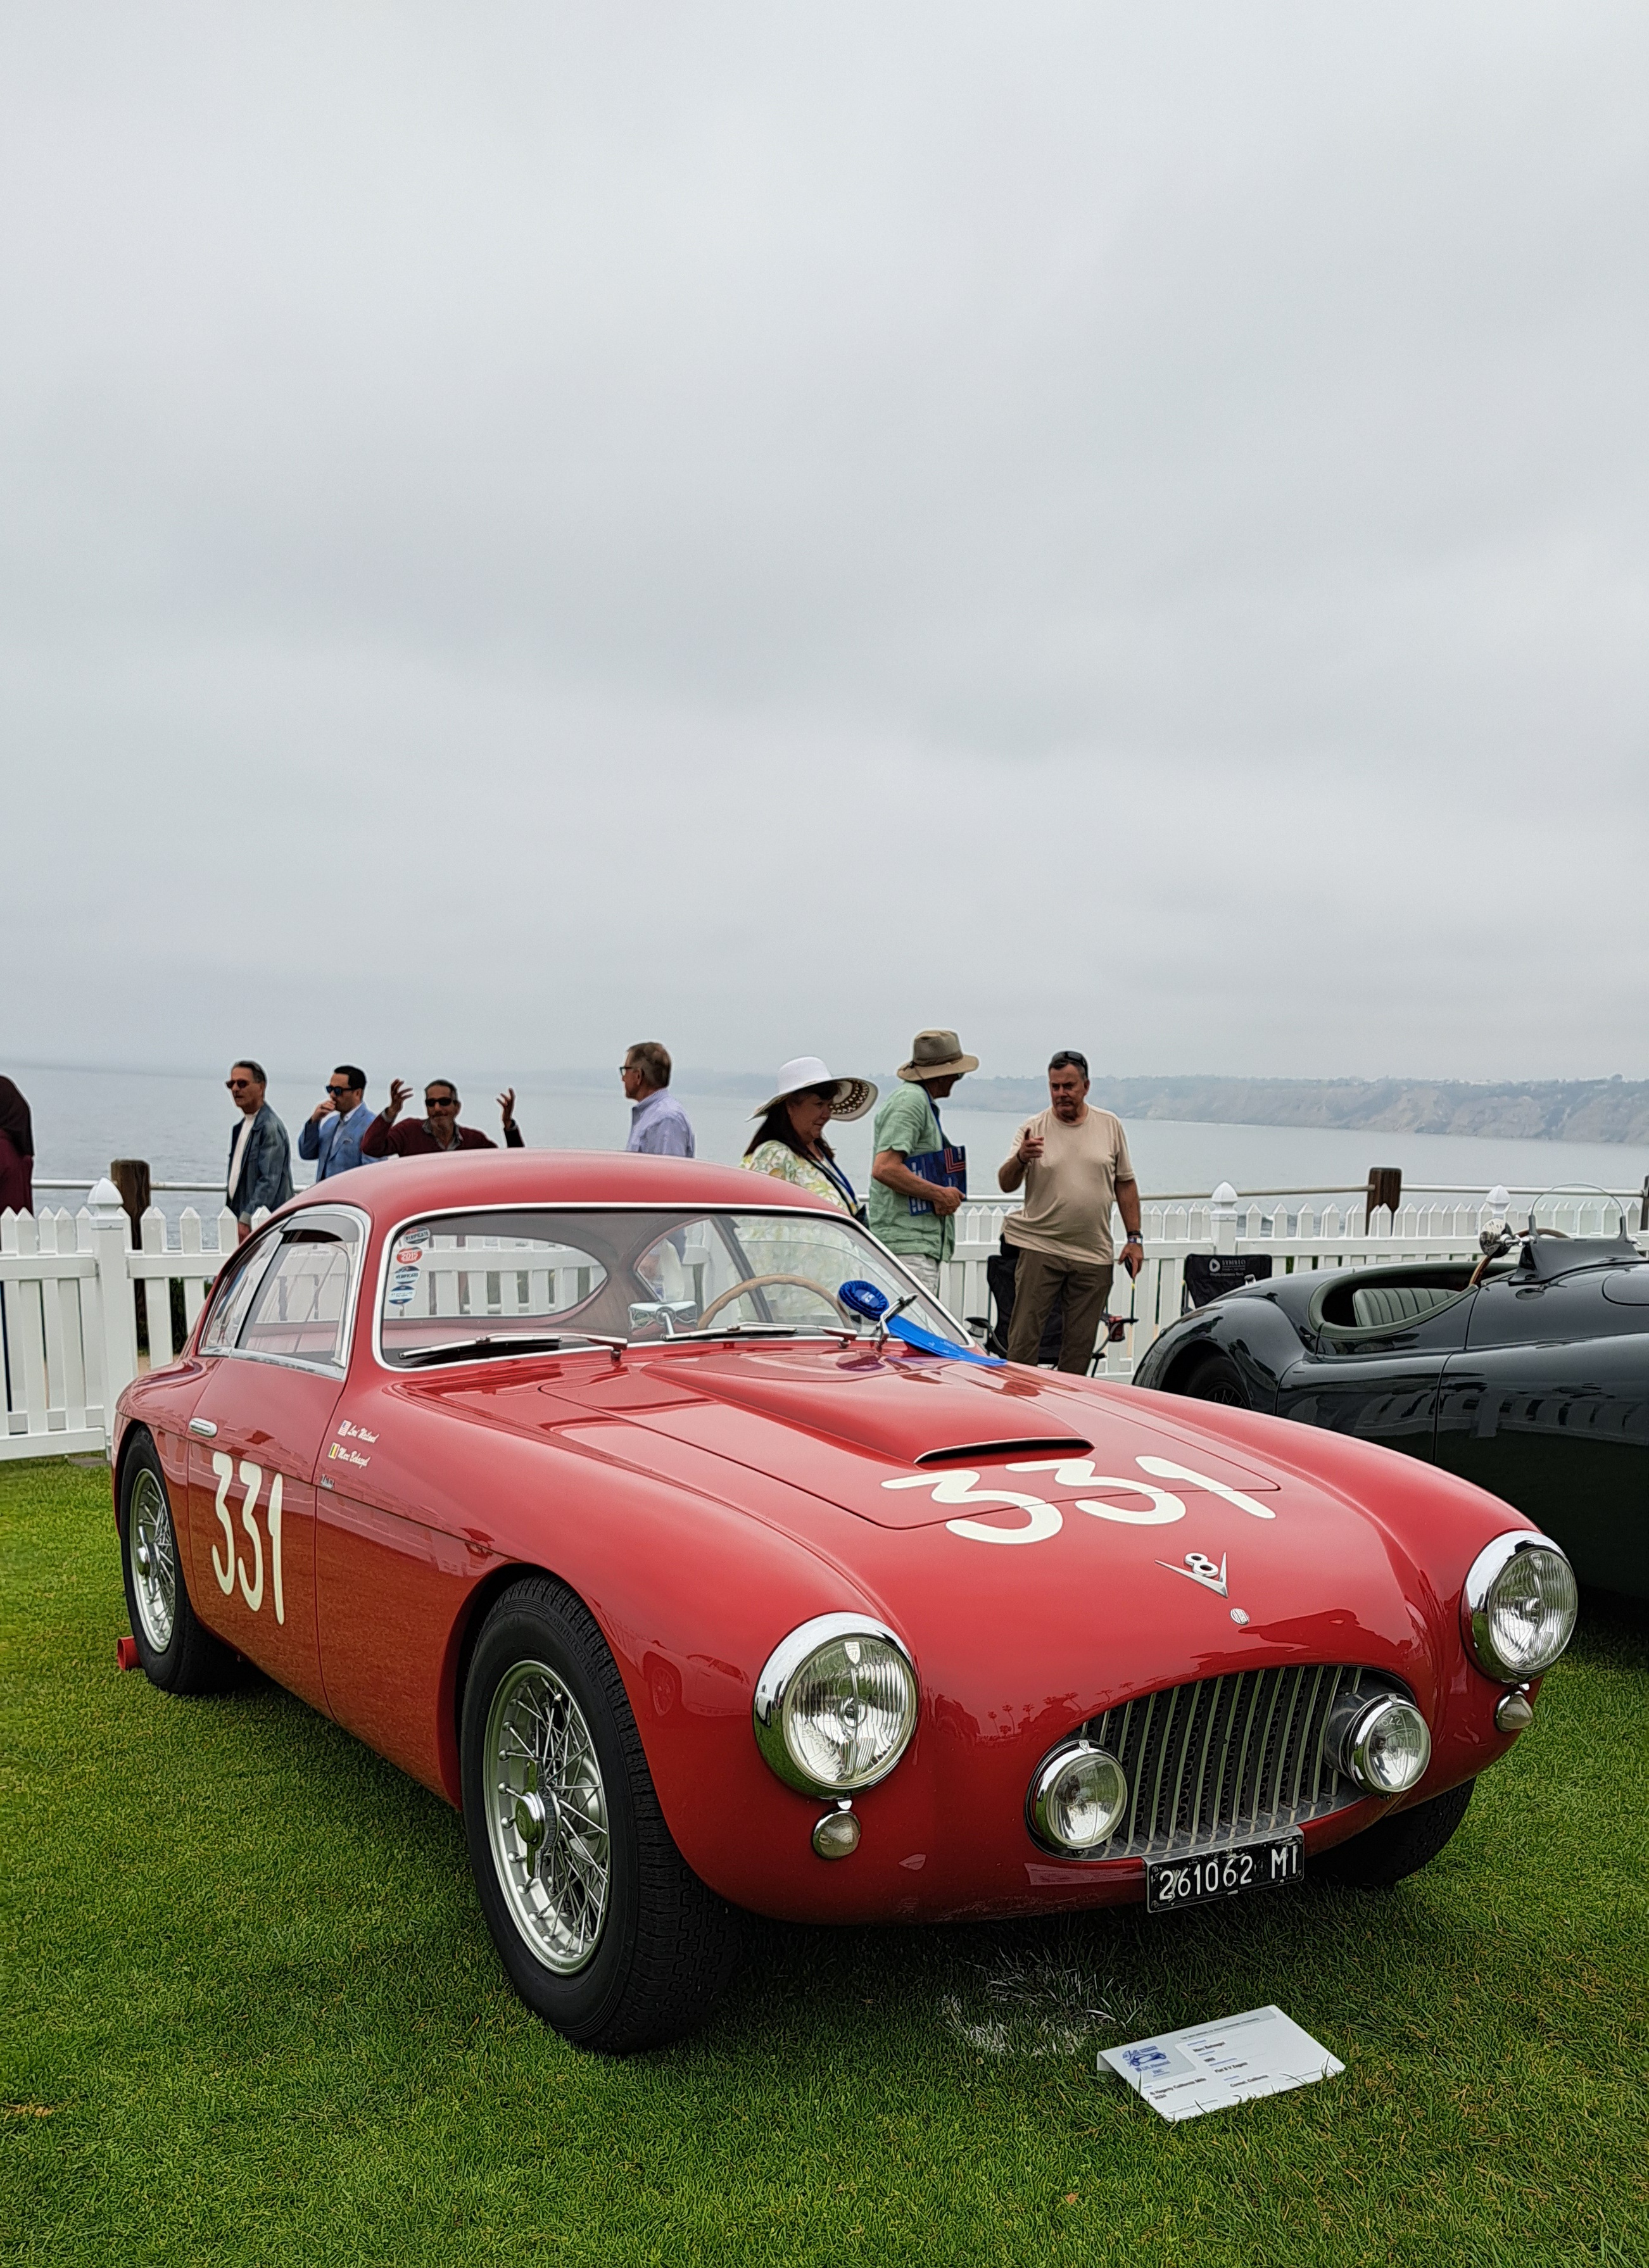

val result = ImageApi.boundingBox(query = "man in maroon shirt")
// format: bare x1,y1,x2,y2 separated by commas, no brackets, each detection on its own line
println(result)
361,1078,524,1158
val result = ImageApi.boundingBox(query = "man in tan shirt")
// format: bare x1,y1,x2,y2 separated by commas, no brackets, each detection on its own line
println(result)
996,1050,1142,1371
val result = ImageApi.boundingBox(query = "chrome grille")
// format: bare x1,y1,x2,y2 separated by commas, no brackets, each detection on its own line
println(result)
1077,1665,1398,1862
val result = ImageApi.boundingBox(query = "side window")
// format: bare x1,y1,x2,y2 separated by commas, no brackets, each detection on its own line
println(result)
200,1234,281,1355
236,1225,360,1367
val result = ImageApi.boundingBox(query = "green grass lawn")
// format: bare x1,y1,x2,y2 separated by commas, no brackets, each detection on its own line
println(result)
3,1458,1647,2267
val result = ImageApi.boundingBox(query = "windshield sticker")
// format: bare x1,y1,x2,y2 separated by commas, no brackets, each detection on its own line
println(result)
388,1226,429,1309
884,1455,1279,1546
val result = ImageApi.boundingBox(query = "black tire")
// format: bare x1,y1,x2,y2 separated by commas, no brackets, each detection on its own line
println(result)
460,1576,742,2053
1178,1350,1249,1407
1313,1780,1475,1889
118,1430,238,1695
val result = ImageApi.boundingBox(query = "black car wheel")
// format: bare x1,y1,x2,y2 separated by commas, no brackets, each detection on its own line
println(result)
118,1430,237,1694
460,1576,742,2053
1179,1350,1249,1407
1313,1780,1474,1889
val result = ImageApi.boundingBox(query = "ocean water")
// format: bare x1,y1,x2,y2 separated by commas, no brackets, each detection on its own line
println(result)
13,1062,1648,1228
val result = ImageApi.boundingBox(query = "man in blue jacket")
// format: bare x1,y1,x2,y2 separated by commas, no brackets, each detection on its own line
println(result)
298,1064,379,1181
225,1060,294,1240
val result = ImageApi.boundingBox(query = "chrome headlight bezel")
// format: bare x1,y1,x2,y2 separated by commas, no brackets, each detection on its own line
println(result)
1027,1740,1130,1854
752,1613,919,1799
1330,1691,1432,1795
1460,1532,1578,1682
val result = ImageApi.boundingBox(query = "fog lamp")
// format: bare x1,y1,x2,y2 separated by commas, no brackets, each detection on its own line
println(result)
1028,1743,1129,1853
1333,1694,1431,1795
812,1810,861,1860
1462,1534,1577,1681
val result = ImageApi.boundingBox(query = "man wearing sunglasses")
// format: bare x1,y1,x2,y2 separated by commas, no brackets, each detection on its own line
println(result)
361,1078,524,1159
298,1064,380,1181
224,1059,294,1242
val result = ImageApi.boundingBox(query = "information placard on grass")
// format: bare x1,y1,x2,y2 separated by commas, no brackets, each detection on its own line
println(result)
1101,2005,1343,2121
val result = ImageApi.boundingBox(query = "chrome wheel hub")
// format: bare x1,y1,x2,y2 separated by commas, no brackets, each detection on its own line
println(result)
483,1660,610,1975
129,1469,177,1652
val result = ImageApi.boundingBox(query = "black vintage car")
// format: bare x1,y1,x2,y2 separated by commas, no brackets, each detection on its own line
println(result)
1134,1226,1649,1599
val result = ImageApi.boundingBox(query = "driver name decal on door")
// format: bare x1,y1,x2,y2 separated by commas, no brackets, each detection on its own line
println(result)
882,1455,1276,1546
210,1451,286,1623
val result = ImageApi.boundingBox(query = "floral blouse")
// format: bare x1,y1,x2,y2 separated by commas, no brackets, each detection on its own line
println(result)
741,1142,856,1213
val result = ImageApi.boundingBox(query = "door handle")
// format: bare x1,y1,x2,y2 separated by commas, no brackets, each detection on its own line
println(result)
189,1417,218,1438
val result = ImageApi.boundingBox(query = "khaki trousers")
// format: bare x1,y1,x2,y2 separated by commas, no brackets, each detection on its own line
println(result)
1005,1249,1114,1373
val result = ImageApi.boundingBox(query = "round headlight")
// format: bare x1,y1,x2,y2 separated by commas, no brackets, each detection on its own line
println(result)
1335,1694,1431,1795
1462,1534,1578,1681
1028,1743,1129,1853
753,1614,918,1798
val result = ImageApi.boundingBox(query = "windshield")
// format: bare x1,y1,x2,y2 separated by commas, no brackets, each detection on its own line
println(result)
376,1207,959,1367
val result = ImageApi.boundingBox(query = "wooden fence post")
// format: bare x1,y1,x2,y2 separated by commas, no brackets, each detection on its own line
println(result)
109,1159,151,1249
85,1177,136,1453
1367,1166,1402,1219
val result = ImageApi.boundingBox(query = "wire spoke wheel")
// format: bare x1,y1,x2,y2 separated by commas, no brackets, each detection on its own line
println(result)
483,1660,610,1974
128,1466,177,1651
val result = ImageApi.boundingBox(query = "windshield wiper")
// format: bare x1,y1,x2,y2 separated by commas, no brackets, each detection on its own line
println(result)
396,1332,626,1368
666,1323,858,1343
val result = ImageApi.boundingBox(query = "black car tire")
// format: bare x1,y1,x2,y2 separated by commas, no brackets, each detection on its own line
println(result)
118,1430,238,1695
1178,1350,1249,1407
1313,1780,1475,1889
460,1575,742,2053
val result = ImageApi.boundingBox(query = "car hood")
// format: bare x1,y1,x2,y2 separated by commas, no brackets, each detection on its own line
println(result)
420,1342,1482,1711
529,1344,1286,1530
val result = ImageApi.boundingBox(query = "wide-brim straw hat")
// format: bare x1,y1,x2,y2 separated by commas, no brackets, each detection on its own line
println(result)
896,1028,979,1082
752,1056,878,1123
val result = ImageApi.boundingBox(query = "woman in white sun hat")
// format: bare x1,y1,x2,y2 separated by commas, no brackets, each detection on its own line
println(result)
741,1056,878,1218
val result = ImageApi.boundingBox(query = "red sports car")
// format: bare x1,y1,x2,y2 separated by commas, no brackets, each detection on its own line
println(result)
113,1153,1577,2051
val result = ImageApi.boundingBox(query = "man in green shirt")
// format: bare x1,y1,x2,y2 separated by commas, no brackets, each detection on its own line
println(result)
868,1028,978,1294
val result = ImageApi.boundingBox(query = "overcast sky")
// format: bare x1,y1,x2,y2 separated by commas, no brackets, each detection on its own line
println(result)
3,1,1646,1087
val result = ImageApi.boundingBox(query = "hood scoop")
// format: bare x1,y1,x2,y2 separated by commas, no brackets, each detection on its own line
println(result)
916,1437,1091,1466
666,1347,1097,1466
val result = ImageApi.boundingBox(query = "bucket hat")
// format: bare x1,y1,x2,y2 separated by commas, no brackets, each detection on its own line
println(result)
752,1056,878,1123
896,1029,979,1083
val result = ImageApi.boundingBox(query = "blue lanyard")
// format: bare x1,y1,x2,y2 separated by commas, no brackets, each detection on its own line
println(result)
815,1152,858,1209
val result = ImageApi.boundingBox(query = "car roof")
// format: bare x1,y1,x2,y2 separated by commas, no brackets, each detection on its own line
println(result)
281,1147,841,1227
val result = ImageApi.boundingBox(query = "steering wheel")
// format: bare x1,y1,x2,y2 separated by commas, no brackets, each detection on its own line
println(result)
696,1273,845,1328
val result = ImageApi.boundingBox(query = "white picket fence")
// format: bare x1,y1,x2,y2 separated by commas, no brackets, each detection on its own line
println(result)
4,1180,1643,1461
1,1182,243,1462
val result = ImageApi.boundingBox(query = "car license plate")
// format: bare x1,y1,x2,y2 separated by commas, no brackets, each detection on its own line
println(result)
1146,1830,1303,1914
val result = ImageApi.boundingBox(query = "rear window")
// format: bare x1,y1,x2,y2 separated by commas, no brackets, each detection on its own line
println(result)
237,1230,358,1366
201,1216,361,1368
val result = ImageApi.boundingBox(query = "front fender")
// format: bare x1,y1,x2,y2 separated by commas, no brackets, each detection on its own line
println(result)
1134,1294,1301,1411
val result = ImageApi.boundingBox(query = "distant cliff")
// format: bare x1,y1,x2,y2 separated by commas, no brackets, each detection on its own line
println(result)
957,1075,1649,1143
